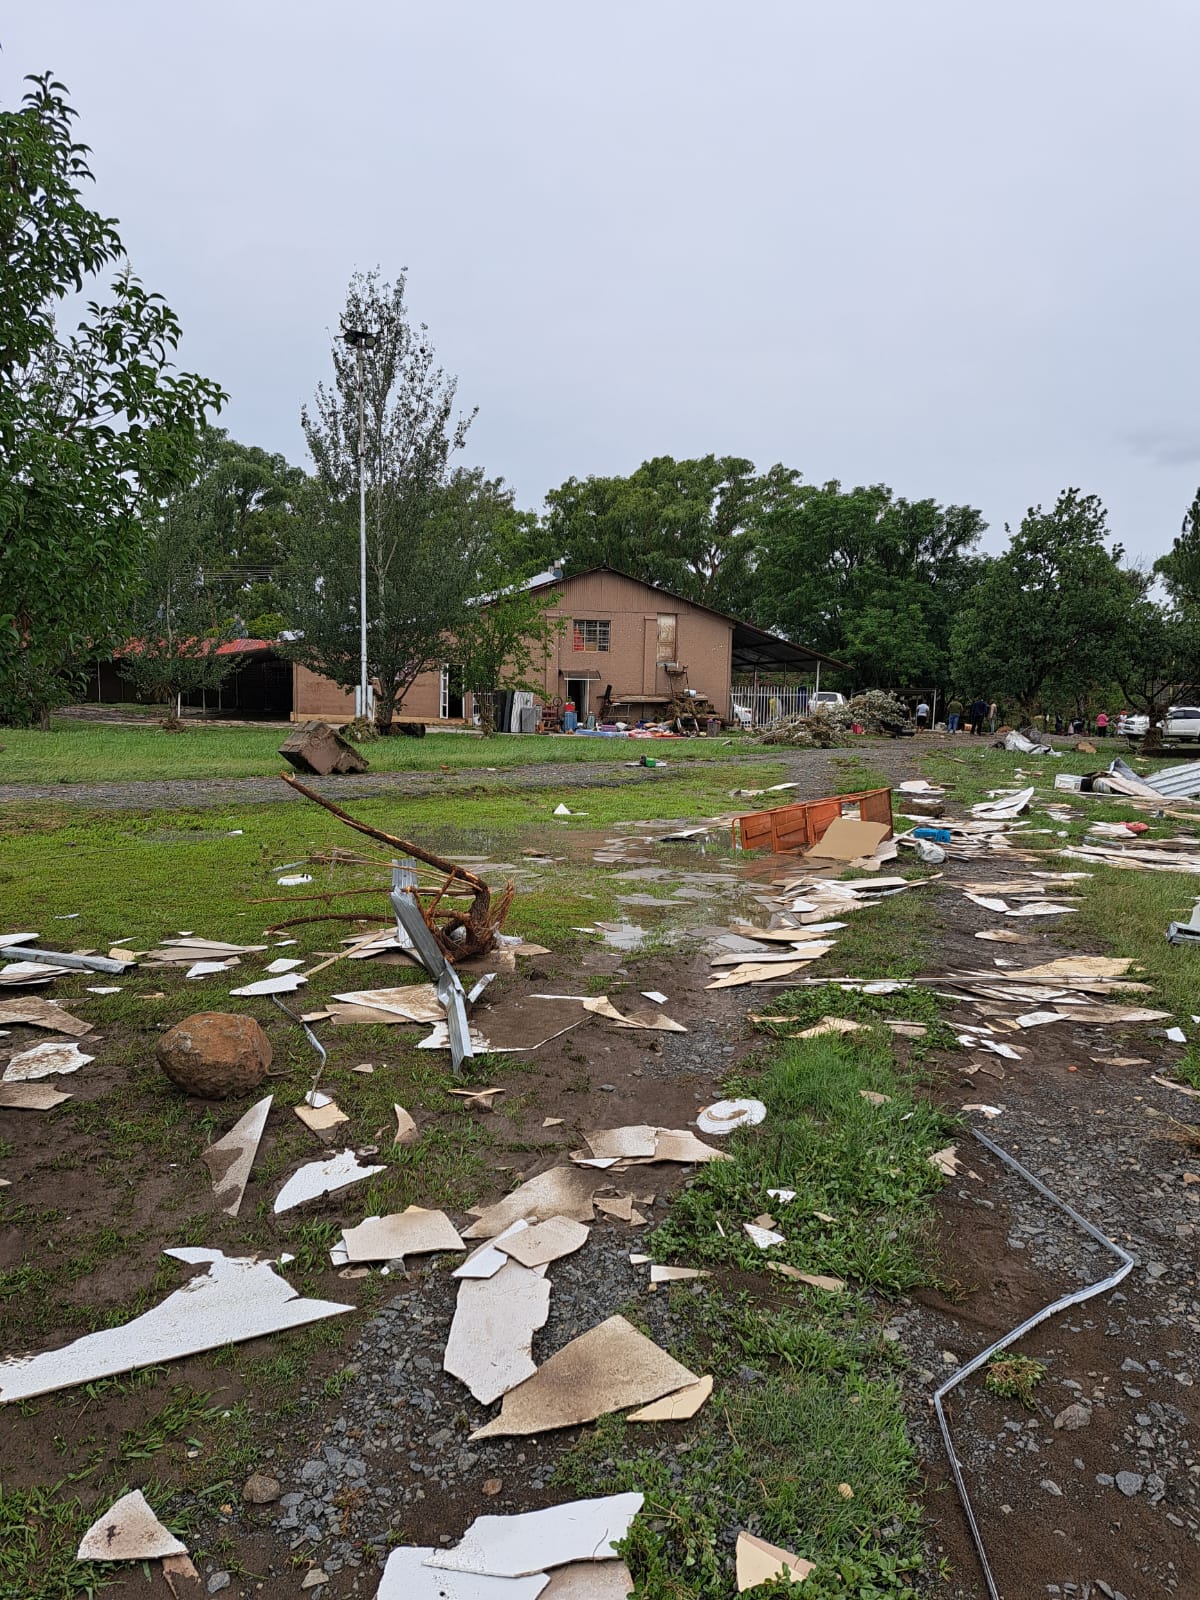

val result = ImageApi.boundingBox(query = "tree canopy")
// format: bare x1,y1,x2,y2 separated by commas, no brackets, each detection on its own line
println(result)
949,489,1137,715
753,481,985,686
521,455,801,615
0,74,224,726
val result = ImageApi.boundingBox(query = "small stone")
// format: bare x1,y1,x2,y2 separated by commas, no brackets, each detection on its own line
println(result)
1041,1479,1063,1496
1116,1471,1144,1497
207,1577,231,1596
301,1571,328,1591
1054,1402,1093,1431
482,1479,503,1496
243,1471,281,1504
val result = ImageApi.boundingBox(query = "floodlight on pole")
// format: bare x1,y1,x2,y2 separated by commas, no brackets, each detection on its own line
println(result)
341,323,379,720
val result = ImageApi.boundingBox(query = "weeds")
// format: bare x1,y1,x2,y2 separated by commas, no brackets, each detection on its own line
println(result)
984,1353,1047,1408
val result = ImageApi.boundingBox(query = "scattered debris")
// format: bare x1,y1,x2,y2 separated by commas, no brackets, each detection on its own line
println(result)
498,1216,590,1268
76,1489,187,1561
0,1081,71,1109
470,1316,699,1439
424,1492,644,1580
202,1096,272,1217
279,719,369,775
0,1249,352,1403
928,1145,961,1177
767,1264,845,1292
743,1221,785,1248
2,1040,92,1081
696,1098,767,1135
934,1129,1133,1600
627,1373,713,1420
464,1167,607,1238
735,1531,815,1589
294,1090,349,1132
273,1150,386,1214
394,1104,419,1145
647,1265,708,1284
0,997,93,1036
340,1207,464,1262
376,1547,547,1598
444,1259,551,1403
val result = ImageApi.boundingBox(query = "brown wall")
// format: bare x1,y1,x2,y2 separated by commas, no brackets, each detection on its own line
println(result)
291,664,448,723
534,570,732,714
291,571,734,722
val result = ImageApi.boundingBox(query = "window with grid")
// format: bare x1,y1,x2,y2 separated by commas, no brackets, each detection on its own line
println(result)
572,619,610,652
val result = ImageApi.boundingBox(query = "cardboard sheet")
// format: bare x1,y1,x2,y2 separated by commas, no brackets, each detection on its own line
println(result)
806,818,891,860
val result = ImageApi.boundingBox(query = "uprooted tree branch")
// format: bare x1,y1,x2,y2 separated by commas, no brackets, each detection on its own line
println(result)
280,773,514,961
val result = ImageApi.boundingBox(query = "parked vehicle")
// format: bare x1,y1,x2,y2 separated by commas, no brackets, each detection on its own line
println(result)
1117,712,1150,736
1163,706,1200,741
811,690,846,707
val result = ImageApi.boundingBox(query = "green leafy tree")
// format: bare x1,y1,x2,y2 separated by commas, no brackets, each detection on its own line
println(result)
0,74,224,727
1154,489,1200,610
754,481,985,688
454,561,565,736
192,430,305,632
532,456,802,614
1112,597,1200,735
950,490,1138,717
119,486,241,720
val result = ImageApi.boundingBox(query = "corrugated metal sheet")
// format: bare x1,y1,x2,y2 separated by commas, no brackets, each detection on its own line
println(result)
1140,759,1200,799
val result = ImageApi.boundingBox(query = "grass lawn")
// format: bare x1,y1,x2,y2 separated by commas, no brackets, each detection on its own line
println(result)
0,720,760,785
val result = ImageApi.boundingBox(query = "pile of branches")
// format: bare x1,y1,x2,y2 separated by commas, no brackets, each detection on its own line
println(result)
760,690,913,748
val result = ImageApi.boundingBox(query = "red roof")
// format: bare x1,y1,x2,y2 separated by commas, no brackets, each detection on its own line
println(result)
115,637,278,660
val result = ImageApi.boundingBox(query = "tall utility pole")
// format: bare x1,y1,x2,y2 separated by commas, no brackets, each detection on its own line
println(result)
341,324,378,720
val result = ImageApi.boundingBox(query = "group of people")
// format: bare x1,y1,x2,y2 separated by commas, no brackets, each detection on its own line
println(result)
906,699,1117,736
941,698,998,734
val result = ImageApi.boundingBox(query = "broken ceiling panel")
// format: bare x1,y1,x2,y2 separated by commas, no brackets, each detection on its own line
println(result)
425,1492,644,1579
463,1167,606,1239
376,1547,549,1599
273,1150,385,1214
76,1489,188,1561
340,1207,464,1262
0,1249,351,1404
444,1259,552,1404
470,1316,698,1440
201,1095,272,1217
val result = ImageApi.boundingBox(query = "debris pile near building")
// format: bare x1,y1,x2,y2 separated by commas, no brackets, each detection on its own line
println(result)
759,690,914,747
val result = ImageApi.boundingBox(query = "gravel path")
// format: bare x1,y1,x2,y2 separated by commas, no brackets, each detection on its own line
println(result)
0,738,927,811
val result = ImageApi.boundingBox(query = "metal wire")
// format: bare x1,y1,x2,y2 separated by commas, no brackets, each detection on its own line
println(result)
933,1128,1135,1600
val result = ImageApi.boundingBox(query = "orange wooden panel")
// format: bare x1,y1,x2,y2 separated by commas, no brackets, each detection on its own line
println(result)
732,788,894,854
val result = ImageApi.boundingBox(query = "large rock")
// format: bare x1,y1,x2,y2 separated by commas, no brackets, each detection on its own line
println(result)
157,1012,272,1099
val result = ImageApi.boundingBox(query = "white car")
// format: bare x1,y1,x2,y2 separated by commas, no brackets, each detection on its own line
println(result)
810,691,846,708
1163,706,1200,741
1117,713,1150,736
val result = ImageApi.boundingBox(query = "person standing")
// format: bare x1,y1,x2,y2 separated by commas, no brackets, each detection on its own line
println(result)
1096,710,1109,737
988,700,998,733
970,696,987,735
916,698,930,730
947,696,962,733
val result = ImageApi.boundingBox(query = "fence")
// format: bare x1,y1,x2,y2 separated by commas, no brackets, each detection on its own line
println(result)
729,685,810,729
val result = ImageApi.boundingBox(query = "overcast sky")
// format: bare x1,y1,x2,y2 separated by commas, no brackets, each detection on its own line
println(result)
5,2,1199,562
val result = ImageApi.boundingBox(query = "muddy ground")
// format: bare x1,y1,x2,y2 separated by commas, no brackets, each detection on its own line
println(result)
2,740,1198,1599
